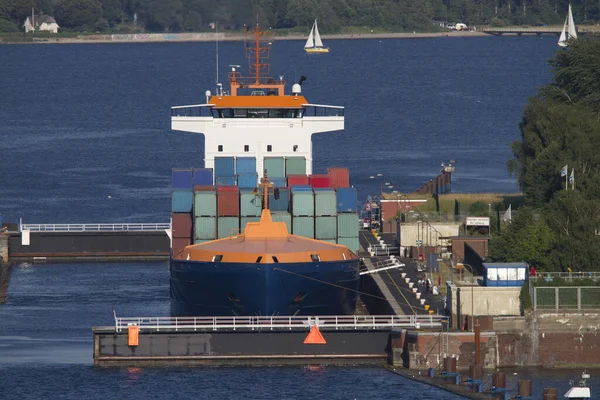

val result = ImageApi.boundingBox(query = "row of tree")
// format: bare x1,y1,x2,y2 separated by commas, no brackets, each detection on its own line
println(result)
1,0,600,33
489,37,600,272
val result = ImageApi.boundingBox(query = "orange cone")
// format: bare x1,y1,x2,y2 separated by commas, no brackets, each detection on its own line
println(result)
304,325,327,344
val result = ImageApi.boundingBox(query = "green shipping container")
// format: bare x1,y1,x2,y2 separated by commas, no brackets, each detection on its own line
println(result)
314,189,337,216
264,157,285,178
337,237,360,254
218,216,240,238
291,191,314,217
285,157,306,175
271,211,292,232
194,191,217,217
240,190,262,217
315,216,337,240
241,216,260,233
337,213,359,238
194,217,216,240
293,216,314,238
322,239,337,244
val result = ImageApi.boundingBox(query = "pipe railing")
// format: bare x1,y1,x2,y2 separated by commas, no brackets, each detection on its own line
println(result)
114,314,447,332
21,223,171,232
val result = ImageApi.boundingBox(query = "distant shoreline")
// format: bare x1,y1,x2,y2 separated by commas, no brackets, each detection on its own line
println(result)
0,30,489,45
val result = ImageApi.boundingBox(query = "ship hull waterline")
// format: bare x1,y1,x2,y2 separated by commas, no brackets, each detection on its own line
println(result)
170,258,360,317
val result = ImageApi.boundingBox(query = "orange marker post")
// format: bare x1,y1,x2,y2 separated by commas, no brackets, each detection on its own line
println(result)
304,325,326,344
128,325,139,347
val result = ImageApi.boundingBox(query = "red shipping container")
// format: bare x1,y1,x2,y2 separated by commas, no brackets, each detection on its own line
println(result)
218,188,240,216
172,237,191,256
327,167,350,188
171,213,193,239
309,174,331,188
287,174,309,186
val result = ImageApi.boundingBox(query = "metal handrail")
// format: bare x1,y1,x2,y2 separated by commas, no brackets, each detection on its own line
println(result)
530,272,600,282
21,223,171,232
114,314,447,332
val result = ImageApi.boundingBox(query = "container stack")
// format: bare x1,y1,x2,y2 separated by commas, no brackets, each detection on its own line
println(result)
169,165,358,253
291,186,314,238
335,187,359,253
171,169,194,254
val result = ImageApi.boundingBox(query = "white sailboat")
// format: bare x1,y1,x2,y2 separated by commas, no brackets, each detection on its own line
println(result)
304,19,329,54
558,4,577,48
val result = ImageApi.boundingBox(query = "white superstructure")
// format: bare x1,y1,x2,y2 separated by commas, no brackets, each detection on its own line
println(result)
171,25,343,182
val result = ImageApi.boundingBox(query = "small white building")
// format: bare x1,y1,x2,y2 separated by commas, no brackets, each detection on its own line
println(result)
23,15,59,34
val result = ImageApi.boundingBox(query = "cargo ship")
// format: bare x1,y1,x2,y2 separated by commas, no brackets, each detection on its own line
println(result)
169,24,361,316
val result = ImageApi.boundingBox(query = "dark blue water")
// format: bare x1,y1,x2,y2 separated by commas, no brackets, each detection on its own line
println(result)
0,37,570,398
0,36,556,223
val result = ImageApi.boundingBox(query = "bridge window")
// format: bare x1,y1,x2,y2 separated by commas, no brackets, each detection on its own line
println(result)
208,108,304,119
267,145,272,152
218,145,223,152
244,145,249,152
293,145,298,152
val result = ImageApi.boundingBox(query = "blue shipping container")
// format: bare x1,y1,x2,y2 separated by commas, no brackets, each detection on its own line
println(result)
237,174,258,189
270,177,287,187
336,188,358,213
193,168,213,186
236,157,256,174
214,157,235,177
172,169,193,189
269,187,290,212
215,176,237,186
172,190,193,212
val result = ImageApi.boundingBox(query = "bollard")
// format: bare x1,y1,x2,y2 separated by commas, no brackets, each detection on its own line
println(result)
518,380,532,397
468,364,483,380
493,371,506,389
443,357,450,372
450,357,457,373
428,367,435,378
543,388,558,400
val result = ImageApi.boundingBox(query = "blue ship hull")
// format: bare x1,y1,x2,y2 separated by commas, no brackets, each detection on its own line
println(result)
170,259,361,316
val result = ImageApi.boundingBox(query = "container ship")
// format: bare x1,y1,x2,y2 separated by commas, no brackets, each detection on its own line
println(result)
169,24,360,317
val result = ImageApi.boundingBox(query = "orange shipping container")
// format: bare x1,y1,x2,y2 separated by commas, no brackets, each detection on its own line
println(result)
171,213,192,239
217,187,240,216
327,168,350,188
172,237,191,256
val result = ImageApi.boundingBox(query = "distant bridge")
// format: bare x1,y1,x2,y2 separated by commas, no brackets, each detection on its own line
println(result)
482,27,596,36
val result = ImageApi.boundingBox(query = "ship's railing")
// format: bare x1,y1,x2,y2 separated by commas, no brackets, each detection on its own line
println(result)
303,104,345,117
114,314,447,332
21,223,171,232
171,104,214,117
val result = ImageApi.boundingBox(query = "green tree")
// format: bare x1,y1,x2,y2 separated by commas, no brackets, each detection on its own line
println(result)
55,0,103,29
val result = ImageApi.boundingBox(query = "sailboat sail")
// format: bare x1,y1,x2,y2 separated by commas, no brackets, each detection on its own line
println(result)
567,5,577,39
304,25,314,49
558,4,576,47
313,20,324,48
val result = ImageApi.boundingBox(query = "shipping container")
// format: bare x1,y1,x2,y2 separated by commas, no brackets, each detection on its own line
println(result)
192,168,213,186
214,157,235,177
285,157,306,175
315,216,337,240
171,213,193,239
237,174,258,189
172,169,193,189
314,189,337,216
194,216,216,240
337,212,359,238
337,237,360,254
309,174,330,188
236,157,256,174
292,216,314,238
271,211,292,232
268,187,290,212
241,216,260,233
270,177,287,187
172,189,193,213
171,238,191,255
217,216,240,238
240,189,262,217
264,157,285,177
327,167,350,188
291,188,314,217
193,189,217,217
335,188,358,213
217,187,240,216
322,239,337,244
287,174,309,187
215,176,237,186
